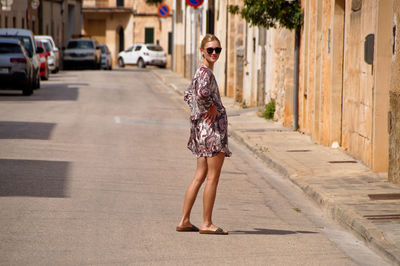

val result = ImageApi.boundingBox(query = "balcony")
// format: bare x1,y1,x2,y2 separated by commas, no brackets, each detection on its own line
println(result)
83,0,132,13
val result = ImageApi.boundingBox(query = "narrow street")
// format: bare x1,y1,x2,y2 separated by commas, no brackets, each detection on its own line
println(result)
0,69,388,265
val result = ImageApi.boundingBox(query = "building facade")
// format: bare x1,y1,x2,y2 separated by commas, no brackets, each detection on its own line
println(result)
0,0,83,49
173,0,397,183
82,0,172,66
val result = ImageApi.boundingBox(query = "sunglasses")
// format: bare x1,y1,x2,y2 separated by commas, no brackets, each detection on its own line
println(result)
206,47,222,54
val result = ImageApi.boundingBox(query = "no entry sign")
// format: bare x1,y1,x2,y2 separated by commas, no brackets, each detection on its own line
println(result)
186,0,204,8
158,4,169,17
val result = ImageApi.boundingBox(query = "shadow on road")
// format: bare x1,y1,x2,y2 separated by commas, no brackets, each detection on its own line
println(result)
230,228,318,235
0,82,86,101
0,159,70,198
0,121,56,140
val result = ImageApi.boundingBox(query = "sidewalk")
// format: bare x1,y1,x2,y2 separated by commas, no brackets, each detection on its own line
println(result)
153,69,400,265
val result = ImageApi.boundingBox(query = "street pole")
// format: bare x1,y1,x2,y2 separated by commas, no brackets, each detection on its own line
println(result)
193,7,198,76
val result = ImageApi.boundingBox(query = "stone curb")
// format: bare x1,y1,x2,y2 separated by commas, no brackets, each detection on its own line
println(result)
153,69,400,265
230,129,400,265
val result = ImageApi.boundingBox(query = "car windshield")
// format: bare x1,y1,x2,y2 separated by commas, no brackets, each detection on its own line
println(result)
147,45,163,52
43,41,51,52
67,40,94,49
0,43,22,54
100,46,106,53
0,35,33,54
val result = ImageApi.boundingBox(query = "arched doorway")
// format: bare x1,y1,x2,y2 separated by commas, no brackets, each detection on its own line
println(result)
118,27,124,52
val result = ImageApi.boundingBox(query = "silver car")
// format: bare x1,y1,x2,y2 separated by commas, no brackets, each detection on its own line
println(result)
63,38,101,69
117,43,167,68
99,44,112,70
0,28,41,90
0,38,35,95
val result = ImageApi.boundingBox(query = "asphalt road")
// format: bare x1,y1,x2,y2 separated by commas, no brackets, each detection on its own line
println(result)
0,68,389,265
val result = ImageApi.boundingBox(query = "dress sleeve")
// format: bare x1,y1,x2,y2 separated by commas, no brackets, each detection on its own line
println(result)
195,70,214,115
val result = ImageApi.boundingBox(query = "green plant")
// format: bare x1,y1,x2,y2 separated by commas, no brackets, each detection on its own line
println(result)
240,100,248,109
145,0,163,6
229,0,303,30
263,100,275,120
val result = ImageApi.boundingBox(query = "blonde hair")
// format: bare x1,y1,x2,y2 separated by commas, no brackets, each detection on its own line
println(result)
200,34,221,49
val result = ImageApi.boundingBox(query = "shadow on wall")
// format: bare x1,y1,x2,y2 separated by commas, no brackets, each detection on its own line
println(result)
0,159,71,198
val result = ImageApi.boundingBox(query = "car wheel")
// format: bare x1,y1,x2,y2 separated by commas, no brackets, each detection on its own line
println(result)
138,58,145,68
118,57,125,68
22,86,33,96
36,74,41,89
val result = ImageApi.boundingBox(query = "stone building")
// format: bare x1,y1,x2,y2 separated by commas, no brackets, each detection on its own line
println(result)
82,0,172,66
0,0,83,48
0,0,40,33
173,0,397,182
390,0,400,184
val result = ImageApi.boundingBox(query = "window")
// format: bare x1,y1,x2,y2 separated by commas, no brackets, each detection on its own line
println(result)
21,18,24,28
168,32,172,54
117,0,124,7
13,16,16,27
134,45,141,51
145,28,154,44
67,40,94,49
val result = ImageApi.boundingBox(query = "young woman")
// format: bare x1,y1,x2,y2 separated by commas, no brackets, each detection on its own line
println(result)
177,34,231,235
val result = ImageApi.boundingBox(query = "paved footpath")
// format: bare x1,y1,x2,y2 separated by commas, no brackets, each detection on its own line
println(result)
153,69,400,265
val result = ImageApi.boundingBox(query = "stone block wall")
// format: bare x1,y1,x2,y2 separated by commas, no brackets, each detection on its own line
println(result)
389,91,400,184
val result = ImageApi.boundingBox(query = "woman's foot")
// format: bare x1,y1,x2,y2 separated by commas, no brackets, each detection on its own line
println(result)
199,224,228,235
176,220,199,232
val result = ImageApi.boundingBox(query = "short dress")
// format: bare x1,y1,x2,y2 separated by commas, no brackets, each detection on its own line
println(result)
183,65,232,158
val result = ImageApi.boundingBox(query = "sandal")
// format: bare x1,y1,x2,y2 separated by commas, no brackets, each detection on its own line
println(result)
176,225,200,232
199,227,228,235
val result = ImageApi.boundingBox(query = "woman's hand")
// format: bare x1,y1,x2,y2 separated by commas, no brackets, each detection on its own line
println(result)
204,105,219,125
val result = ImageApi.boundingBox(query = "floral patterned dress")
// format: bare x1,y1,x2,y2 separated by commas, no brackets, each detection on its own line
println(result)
184,65,232,158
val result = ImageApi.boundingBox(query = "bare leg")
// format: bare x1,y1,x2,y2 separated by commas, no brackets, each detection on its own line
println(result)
201,152,227,233
178,157,208,228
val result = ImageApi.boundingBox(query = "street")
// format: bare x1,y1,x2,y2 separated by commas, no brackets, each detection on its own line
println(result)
0,69,389,265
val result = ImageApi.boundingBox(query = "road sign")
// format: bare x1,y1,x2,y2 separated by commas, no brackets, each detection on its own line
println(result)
186,0,204,8
158,4,169,17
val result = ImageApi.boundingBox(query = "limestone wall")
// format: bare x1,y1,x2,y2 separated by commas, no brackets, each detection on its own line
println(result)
389,0,400,184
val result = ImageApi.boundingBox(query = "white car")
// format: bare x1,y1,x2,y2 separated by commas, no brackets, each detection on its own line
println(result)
117,43,166,68
0,28,41,89
34,35,60,73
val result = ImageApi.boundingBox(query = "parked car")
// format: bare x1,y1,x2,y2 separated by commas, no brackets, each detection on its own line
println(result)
0,38,35,95
63,38,101,69
0,28,41,90
99,44,112,70
35,35,60,73
117,43,167,68
35,39,50,80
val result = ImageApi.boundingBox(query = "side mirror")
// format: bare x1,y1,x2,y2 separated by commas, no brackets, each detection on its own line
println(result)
36,47,44,54
96,46,100,49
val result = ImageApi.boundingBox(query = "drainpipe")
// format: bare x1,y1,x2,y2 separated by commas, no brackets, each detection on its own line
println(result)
293,27,300,131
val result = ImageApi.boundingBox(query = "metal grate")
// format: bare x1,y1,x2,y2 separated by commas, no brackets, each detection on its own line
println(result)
368,193,400,200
